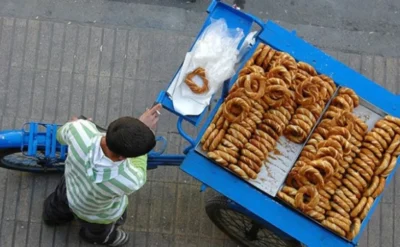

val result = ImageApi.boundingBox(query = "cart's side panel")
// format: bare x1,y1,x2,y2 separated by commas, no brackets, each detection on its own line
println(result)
259,21,400,118
181,151,354,247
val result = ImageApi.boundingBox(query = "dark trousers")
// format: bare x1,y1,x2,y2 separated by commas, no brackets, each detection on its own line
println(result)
43,176,126,245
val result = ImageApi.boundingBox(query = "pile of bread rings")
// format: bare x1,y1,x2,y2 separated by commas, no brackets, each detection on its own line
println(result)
278,89,400,240
199,42,400,240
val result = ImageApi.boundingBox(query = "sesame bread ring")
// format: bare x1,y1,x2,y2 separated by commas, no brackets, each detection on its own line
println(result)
328,126,352,140
250,99,265,113
215,116,226,129
277,106,292,122
318,189,332,200
241,149,262,166
317,139,342,153
345,174,364,192
217,144,239,159
253,135,275,153
299,165,325,187
281,186,298,197
362,142,383,159
239,65,264,78
250,139,269,157
365,133,386,151
286,171,303,189
221,139,239,152
315,147,342,160
387,134,400,154
381,155,397,177
384,115,400,127
291,117,313,134
242,74,267,100
295,185,320,211
208,151,229,167
264,118,284,135
333,195,351,213
319,197,332,210
223,97,250,123
306,210,325,222
376,120,396,138
359,197,374,220
266,66,292,86
294,78,321,106
338,87,359,107
326,211,352,226
292,113,314,128
351,164,372,182
263,85,291,107
371,177,386,198
264,112,286,128
310,160,334,181
339,187,359,206
237,161,258,179
244,143,265,160
208,129,226,152
284,125,308,144
384,120,400,134
353,158,374,177
350,197,367,218
185,67,209,94
330,201,350,219
248,112,262,124
258,124,279,141
212,150,238,164
243,118,257,130
343,178,361,198
239,156,260,172
336,189,355,209
332,95,352,111
297,61,317,76
277,191,295,207
227,128,248,145
268,109,289,125
230,123,252,139
330,176,343,187
347,168,368,189
202,129,219,151
373,127,392,144
255,45,271,66
223,134,244,149
375,153,391,176
360,148,380,166
296,107,317,124
363,176,379,197
228,164,249,180
327,217,351,233
358,152,377,170
322,220,346,237
201,123,216,144
347,218,361,240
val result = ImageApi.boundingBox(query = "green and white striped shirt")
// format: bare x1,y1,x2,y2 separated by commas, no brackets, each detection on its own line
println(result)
57,120,147,224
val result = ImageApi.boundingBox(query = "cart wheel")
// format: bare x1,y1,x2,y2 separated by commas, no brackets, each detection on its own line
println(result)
0,149,64,173
206,196,302,247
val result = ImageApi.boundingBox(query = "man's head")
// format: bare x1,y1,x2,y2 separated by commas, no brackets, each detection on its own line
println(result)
105,117,156,159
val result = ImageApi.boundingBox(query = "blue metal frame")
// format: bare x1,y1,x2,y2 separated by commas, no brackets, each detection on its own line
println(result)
0,123,185,171
179,2,400,247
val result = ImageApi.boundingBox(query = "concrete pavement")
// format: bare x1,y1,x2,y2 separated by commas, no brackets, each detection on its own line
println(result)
0,1,399,247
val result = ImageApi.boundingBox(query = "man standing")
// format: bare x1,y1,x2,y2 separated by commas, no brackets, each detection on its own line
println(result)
42,104,162,246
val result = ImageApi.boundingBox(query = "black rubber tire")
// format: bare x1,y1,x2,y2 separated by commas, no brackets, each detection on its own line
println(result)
205,195,302,247
0,148,64,173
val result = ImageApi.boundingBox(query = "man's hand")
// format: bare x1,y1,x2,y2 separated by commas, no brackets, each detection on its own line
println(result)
139,104,162,130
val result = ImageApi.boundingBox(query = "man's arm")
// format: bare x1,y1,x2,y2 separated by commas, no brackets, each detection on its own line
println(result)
127,155,148,191
56,122,74,145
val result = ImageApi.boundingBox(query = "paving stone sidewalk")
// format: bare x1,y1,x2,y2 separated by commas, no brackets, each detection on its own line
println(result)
0,16,399,247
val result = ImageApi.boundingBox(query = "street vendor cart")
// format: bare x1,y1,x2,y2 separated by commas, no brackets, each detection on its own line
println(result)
1,1,399,246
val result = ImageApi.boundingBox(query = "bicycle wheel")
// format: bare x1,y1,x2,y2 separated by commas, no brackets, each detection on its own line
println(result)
0,148,64,173
206,196,302,247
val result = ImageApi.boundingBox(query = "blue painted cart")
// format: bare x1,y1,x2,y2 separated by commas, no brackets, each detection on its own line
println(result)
0,1,399,246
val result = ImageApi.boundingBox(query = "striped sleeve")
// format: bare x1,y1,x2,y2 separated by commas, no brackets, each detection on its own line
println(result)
57,120,100,145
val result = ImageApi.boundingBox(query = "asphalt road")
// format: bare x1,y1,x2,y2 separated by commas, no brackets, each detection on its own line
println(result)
0,0,399,56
